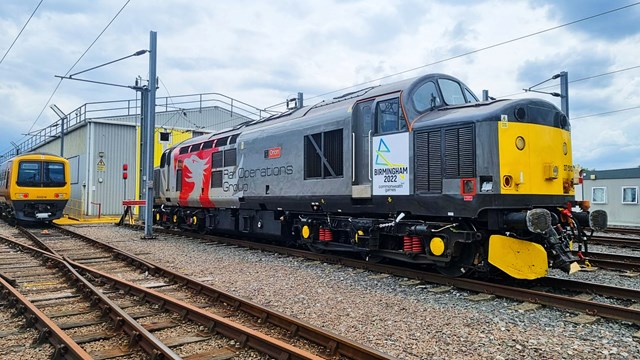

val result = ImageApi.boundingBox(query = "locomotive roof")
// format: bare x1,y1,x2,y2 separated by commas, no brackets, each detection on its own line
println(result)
172,73,476,148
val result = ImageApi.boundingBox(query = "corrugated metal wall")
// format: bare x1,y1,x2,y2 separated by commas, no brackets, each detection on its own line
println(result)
88,123,137,215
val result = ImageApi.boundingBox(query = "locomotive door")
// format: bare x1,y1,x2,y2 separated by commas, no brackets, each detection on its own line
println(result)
352,100,373,198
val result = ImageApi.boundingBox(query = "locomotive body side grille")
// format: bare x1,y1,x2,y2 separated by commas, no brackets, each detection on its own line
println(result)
444,126,475,178
415,130,442,192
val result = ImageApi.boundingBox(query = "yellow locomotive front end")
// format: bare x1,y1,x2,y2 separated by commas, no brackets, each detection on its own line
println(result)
498,116,574,196
487,104,606,279
3,153,70,223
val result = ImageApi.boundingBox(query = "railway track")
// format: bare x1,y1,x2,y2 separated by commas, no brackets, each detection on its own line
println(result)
589,234,640,249
122,224,640,328
7,224,395,360
605,227,640,237
0,244,91,359
0,237,151,359
573,250,640,272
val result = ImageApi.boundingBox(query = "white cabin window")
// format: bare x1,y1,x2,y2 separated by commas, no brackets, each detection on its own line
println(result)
592,187,607,204
622,186,638,204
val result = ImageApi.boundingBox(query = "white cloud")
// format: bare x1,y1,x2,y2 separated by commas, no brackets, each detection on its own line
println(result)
0,0,638,169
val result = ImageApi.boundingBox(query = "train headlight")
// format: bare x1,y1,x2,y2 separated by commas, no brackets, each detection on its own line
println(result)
562,142,568,155
515,136,526,151
544,164,559,179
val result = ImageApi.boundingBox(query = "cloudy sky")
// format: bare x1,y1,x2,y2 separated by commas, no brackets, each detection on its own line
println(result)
1,0,638,170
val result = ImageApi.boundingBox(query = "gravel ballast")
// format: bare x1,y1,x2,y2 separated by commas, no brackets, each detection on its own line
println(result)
36,225,640,358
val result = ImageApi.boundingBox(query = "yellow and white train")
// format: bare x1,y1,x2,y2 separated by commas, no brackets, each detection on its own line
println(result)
0,153,70,224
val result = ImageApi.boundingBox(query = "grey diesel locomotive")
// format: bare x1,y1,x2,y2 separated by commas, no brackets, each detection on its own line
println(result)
153,73,606,280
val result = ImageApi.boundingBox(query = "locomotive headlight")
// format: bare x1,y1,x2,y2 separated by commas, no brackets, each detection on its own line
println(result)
562,142,568,155
515,136,526,151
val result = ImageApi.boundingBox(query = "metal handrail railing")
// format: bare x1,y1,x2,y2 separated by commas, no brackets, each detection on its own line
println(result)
1,92,280,164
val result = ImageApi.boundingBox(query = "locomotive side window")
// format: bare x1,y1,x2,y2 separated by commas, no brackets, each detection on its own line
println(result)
413,81,441,112
160,152,167,168
376,98,407,133
224,149,237,167
176,169,183,191
304,129,343,179
211,170,223,188
438,78,466,105
211,151,223,168
190,143,202,153
202,140,214,150
179,147,189,155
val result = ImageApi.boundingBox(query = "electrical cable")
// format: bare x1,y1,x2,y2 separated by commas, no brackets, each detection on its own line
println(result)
497,64,640,98
271,1,640,107
0,0,44,65
2,0,132,155
572,105,640,120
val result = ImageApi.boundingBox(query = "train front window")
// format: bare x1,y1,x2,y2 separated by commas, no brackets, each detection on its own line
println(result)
44,162,66,186
412,81,441,112
17,161,41,186
438,78,466,105
17,161,66,187
464,88,479,103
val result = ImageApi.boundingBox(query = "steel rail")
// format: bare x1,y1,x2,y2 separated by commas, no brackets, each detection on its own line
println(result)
573,250,640,272
533,277,640,302
589,235,640,249
55,224,396,360
65,258,325,360
0,276,93,359
126,225,640,325
605,227,640,236
0,235,182,360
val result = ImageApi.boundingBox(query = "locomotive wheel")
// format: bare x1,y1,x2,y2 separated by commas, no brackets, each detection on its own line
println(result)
306,243,327,254
361,252,384,263
435,243,477,277
196,221,208,234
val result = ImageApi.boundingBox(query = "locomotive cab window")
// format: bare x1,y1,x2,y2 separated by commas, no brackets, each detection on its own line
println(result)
464,88,479,103
376,98,407,133
413,81,442,112
160,151,167,168
438,78,466,105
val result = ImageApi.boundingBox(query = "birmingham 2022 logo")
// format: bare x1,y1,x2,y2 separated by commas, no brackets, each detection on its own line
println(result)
372,136,409,195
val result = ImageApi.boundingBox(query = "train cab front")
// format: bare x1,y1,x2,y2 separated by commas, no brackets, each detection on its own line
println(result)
487,99,608,278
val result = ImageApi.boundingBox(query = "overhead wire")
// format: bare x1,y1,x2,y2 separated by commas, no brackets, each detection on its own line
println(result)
572,105,640,120
157,77,203,130
0,0,44,65
274,1,640,107
2,0,132,155
496,64,640,98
